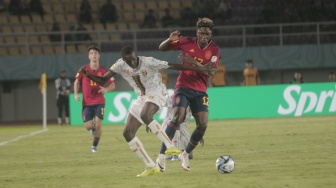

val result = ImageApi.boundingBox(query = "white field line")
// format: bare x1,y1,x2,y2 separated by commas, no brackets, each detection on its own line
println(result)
0,128,48,146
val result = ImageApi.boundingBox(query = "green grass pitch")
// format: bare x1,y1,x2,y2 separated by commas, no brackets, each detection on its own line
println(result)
0,116,335,188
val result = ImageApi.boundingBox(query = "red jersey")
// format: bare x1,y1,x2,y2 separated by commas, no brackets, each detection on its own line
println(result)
170,37,220,92
75,64,114,106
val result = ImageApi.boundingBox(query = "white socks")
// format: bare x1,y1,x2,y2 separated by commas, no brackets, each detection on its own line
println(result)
148,120,174,148
128,136,155,168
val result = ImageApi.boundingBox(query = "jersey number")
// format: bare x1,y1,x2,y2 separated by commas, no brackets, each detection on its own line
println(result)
202,96,209,106
193,57,204,64
101,107,105,116
90,80,97,86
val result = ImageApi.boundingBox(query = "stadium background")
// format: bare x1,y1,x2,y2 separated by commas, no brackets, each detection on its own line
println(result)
0,0,336,123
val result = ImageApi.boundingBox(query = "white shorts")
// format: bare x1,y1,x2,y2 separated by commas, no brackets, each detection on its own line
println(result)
129,94,167,124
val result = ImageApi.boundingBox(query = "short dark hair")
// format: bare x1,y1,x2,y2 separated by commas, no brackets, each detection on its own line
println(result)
245,59,253,63
87,44,100,53
196,17,214,30
121,46,134,56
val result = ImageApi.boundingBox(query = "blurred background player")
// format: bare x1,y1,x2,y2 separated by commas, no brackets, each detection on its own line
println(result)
210,63,227,87
80,46,214,177
328,72,335,82
157,17,220,171
74,44,115,153
291,71,304,84
242,59,260,86
55,70,71,125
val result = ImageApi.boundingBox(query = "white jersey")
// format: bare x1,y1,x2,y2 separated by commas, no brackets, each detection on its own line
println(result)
110,56,169,97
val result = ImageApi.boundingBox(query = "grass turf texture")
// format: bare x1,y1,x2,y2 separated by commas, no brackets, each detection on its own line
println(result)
0,116,335,188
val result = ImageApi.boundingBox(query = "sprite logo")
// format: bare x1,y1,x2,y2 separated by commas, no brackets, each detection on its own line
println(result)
277,85,336,116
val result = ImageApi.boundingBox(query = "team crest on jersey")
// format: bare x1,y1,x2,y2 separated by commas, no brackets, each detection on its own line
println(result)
142,70,147,76
205,51,212,60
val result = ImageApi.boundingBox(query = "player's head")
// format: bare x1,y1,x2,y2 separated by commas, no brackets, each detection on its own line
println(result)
121,46,137,68
87,44,100,63
245,59,253,68
196,17,214,48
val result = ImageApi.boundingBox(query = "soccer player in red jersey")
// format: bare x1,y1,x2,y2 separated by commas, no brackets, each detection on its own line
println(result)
74,44,115,153
156,17,220,171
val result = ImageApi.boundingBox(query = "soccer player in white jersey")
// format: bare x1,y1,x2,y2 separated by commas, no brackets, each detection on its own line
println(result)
162,92,193,161
80,46,215,177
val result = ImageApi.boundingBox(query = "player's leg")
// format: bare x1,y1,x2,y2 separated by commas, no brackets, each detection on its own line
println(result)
82,106,96,152
160,91,189,156
83,106,95,131
64,97,70,125
141,101,176,150
180,109,193,159
57,98,63,125
124,114,160,177
179,92,209,171
126,97,160,177
91,104,105,152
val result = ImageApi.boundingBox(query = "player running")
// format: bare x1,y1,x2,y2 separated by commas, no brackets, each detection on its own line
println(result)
157,17,220,171
74,44,115,153
80,46,215,177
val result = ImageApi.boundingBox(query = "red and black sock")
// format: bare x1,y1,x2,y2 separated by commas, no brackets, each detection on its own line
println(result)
93,137,100,147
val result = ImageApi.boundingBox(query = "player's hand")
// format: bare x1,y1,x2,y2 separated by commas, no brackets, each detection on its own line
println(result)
74,94,80,102
179,54,203,67
98,86,106,94
80,67,89,76
202,63,216,77
199,138,205,148
146,125,151,133
169,30,181,41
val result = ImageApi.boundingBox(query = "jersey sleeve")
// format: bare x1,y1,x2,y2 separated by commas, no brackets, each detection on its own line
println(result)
75,66,85,81
110,59,123,74
146,57,169,70
107,77,115,84
210,47,221,68
170,37,188,50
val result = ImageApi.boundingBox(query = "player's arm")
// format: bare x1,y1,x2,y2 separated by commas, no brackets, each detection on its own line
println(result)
159,30,181,51
74,79,80,101
98,80,116,94
167,63,215,77
80,67,116,85
179,54,204,67
178,54,217,77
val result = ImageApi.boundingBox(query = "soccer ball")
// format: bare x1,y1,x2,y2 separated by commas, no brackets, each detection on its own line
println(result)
215,155,235,174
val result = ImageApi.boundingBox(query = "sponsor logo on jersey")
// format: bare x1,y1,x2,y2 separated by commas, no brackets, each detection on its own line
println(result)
205,51,212,60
